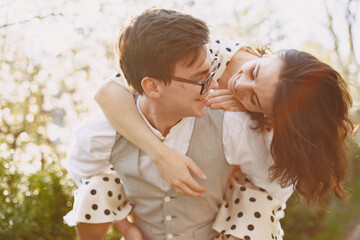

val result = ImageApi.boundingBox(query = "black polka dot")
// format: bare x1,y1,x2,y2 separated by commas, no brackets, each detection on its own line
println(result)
235,43,240,46
85,214,91,220
231,225,236,230
226,47,231,52
258,187,266,192
226,234,230,238
234,198,240,204
249,197,256,202
272,233,275,239
118,194,122,200
108,191,113,197
248,224,254,231
218,62,221,68
210,49,213,54
104,209,110,215
112,211,117,215
225,202,229,208
92,204,98,210
85,181,89,185
254,212,261,218
226,61,230,66
116,73,121,77
267,195,273,200
272,210,275,215
103,177,109,181
271,216,274,222
220,230,226,234
115,178,120,184
117,206,121,211
226,216,231,221
216,40,220,44
110,167,115,170
244,236,250,240
240,186,246,191
278,207,282,211
237,212,243,217
90,189,96,195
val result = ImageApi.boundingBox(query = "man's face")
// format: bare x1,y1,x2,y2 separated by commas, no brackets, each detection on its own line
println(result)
158,47,219,119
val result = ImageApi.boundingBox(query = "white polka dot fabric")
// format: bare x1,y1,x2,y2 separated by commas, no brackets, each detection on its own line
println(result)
213,177,286,240
64,172,132,226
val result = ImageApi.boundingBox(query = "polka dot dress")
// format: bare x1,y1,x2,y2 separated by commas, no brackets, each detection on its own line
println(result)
212,177,286,240
64,171,132,226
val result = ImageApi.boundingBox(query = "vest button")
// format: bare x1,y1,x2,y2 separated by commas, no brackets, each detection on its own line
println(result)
164,196,171,202
167,233,173,239
165,215,172,221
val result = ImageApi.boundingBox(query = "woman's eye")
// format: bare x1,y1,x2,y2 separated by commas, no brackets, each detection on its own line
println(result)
251,66,256,80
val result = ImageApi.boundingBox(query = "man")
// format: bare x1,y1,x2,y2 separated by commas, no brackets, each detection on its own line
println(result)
67,9,274,240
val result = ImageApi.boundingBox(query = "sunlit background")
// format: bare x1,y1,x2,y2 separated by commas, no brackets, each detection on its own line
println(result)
1,0,360,239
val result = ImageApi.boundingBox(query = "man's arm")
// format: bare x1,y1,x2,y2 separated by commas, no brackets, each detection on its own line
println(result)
95,79,207,196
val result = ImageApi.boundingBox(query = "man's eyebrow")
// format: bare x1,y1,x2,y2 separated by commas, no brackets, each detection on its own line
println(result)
189,69,209,79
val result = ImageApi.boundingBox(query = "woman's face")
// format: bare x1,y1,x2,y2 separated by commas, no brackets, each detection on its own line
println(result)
227,54,283,115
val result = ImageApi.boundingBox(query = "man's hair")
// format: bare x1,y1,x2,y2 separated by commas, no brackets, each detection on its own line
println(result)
117,9,210,95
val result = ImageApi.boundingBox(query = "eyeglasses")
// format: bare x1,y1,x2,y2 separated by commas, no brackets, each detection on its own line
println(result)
155,56,220,95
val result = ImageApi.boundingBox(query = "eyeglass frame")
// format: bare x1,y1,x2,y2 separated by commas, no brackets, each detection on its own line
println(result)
152,56,220,95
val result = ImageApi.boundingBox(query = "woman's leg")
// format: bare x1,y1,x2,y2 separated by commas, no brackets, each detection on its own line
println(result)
76,222,112,240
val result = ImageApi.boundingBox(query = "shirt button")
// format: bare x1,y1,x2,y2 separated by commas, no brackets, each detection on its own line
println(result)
165,215,172,221
167,233,173,239
164,196,171,202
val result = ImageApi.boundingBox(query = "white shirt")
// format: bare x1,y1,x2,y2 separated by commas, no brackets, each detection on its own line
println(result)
66,38,293,203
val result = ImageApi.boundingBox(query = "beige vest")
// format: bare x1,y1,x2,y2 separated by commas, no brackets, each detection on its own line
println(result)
110,109,234,240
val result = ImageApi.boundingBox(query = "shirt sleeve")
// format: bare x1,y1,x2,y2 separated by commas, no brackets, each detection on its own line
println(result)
65,112,118,185
208,37,243,81
223,111,274,184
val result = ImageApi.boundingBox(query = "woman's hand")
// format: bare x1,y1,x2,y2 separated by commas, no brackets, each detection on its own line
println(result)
153,145,207,197
207,89,246,112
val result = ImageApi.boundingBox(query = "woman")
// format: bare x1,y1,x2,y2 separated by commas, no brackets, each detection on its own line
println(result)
94,37,353,240
65,33,353,239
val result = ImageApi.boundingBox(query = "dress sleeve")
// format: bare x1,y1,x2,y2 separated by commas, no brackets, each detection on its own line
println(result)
109,71,138,96
223,111,274,185
65,112,118,185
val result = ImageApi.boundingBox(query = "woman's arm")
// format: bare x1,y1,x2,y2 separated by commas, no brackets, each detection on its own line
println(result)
95,80,207,197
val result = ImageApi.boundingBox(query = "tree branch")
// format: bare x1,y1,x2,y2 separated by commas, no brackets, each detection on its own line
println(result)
0,12,64,29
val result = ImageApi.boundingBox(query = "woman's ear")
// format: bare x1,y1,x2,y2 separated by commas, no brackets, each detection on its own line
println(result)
141,77,161,98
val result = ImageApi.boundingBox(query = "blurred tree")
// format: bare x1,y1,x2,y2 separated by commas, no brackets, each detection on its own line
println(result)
0,0,359,239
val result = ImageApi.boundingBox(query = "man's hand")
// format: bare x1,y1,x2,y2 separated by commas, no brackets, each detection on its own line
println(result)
206,89,246,112
153,147,207,197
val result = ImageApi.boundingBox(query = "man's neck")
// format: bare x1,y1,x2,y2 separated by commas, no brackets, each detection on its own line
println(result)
138,97,182,137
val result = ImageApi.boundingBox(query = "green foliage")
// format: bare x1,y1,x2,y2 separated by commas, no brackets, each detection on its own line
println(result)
283,137,360,240
0,156,76,240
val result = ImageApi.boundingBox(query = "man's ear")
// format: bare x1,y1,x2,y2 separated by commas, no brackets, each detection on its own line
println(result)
141,76,162,98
